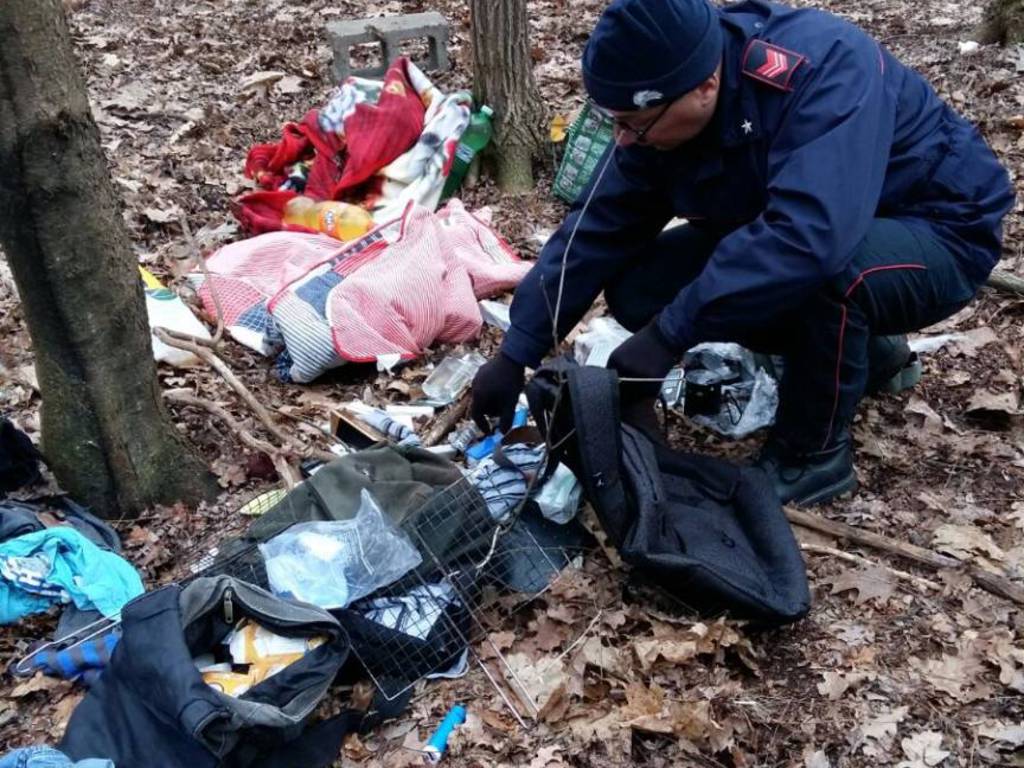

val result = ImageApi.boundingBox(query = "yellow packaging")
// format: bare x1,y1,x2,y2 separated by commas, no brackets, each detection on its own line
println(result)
227,621,325,664
203,671,252,697
248,655,305,685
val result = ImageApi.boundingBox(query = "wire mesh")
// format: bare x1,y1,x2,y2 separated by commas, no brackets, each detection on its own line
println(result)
187,463,591,721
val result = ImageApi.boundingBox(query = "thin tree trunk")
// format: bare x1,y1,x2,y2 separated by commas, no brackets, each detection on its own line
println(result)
977,0,1024,44
469,0,546,193
0,0,216,517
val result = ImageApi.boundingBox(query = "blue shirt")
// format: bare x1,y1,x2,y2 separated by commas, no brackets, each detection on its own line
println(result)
503,0,1014,367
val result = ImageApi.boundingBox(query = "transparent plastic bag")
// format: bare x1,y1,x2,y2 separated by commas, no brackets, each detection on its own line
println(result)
259,489,422,609
534,463,583,524
682,342,779,438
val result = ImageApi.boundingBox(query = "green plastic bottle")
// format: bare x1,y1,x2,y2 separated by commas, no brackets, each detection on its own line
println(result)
441,105,494,200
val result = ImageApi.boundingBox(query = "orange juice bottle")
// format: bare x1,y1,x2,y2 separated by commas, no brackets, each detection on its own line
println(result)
283,196,373,242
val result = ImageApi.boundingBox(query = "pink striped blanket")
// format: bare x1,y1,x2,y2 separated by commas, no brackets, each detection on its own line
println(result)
193,200,529,382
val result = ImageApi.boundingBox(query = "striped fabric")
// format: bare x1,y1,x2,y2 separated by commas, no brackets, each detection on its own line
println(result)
195,200,530,382
352,409,421,448
0,554,67,601
21,632,119,685
470,443,548,523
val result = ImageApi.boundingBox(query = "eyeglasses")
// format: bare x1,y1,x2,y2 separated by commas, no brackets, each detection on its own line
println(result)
592,100,672,143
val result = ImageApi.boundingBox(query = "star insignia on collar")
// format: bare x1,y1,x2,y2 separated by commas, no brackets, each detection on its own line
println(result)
741,119,753,135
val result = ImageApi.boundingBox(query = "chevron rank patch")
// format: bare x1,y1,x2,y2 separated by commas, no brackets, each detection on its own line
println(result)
742,39,806,91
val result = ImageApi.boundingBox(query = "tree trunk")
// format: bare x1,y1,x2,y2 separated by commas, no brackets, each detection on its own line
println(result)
977,0,1024,44
0,0,216,517
469,0,546,193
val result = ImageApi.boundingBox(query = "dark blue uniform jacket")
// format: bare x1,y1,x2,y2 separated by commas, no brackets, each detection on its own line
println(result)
502,0,1015,368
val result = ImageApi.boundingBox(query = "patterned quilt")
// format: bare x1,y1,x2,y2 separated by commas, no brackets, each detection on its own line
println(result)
193,200,530,382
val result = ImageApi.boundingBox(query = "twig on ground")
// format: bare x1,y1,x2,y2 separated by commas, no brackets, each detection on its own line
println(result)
800,542,940,591
986,268,1024,298
786,506,1024,606
154,327,299,451
424,392,472,446
178,213,224,346
556,609,604,664
164,389,301,488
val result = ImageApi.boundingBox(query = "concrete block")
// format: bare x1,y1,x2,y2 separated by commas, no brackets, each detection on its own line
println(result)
327,11,450,82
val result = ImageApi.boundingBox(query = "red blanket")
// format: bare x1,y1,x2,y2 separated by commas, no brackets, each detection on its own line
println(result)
238,58,426,234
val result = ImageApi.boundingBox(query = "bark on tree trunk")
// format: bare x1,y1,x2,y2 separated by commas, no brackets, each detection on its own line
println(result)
0,0,216,517
977,0,1024,44
469,0,546,193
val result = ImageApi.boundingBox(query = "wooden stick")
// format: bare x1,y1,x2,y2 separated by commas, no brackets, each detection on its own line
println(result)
154,327,298,451
800,543,940,591
786,507,1024,606
423,392,471,447
165,390,301,488
986,269,1024,298
154,327,337,463
178,214,225,346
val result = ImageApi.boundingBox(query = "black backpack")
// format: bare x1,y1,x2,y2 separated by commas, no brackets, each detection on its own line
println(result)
61,577,369,768
526,358,810,625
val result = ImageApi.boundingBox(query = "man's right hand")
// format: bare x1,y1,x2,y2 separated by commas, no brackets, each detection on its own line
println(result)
470,353,525,433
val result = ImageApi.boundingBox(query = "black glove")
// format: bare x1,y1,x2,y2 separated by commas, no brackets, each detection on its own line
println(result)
470,352,525,433
606,318,680,402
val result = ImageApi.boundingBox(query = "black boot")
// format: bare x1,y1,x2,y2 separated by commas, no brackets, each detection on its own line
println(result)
866,335,921,396
755,432,857,506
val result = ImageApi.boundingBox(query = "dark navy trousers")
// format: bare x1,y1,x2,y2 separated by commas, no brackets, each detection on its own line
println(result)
605,219,985,452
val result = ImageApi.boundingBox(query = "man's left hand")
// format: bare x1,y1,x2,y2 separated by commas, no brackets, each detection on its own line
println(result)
606,318,680,401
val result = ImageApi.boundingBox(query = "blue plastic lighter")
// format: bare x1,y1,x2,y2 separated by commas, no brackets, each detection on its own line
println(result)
422,704,467,763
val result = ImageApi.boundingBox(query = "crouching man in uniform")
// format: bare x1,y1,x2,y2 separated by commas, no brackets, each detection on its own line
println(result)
470,0,1014,505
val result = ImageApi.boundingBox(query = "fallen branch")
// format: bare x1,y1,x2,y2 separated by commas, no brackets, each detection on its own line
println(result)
423,392,472,447
800,543,940,592
178,213,225,346
986,268,1024,298
786,507,1024,606
165,390,301,488
154,327,298,451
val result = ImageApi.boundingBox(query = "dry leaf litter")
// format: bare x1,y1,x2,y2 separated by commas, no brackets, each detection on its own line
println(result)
1,0,1024,765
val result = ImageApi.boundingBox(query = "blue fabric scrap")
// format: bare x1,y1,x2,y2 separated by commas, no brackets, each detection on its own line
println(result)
0,746,114,768
0,528,143,625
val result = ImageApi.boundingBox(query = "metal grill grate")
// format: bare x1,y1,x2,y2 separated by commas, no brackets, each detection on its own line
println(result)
187,463,591,724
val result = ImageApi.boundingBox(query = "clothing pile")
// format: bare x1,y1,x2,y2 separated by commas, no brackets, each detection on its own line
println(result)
2,497,140,687
193,200,530,381
0,498,141,627
0,527,142,625
1,422,137,684
237,57,471,233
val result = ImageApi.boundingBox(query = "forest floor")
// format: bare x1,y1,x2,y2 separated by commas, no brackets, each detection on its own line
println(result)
2,0,1024,765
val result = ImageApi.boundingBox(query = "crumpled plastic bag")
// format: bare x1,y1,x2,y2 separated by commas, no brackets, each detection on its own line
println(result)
682,342,778,438
533,463,583,524
260,489,422,609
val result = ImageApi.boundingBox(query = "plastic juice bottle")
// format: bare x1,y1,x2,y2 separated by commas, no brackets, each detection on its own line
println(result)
440,105,494,200
283,196,373,242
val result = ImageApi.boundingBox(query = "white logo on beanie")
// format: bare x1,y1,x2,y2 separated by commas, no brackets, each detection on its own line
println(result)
632,90,664,109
